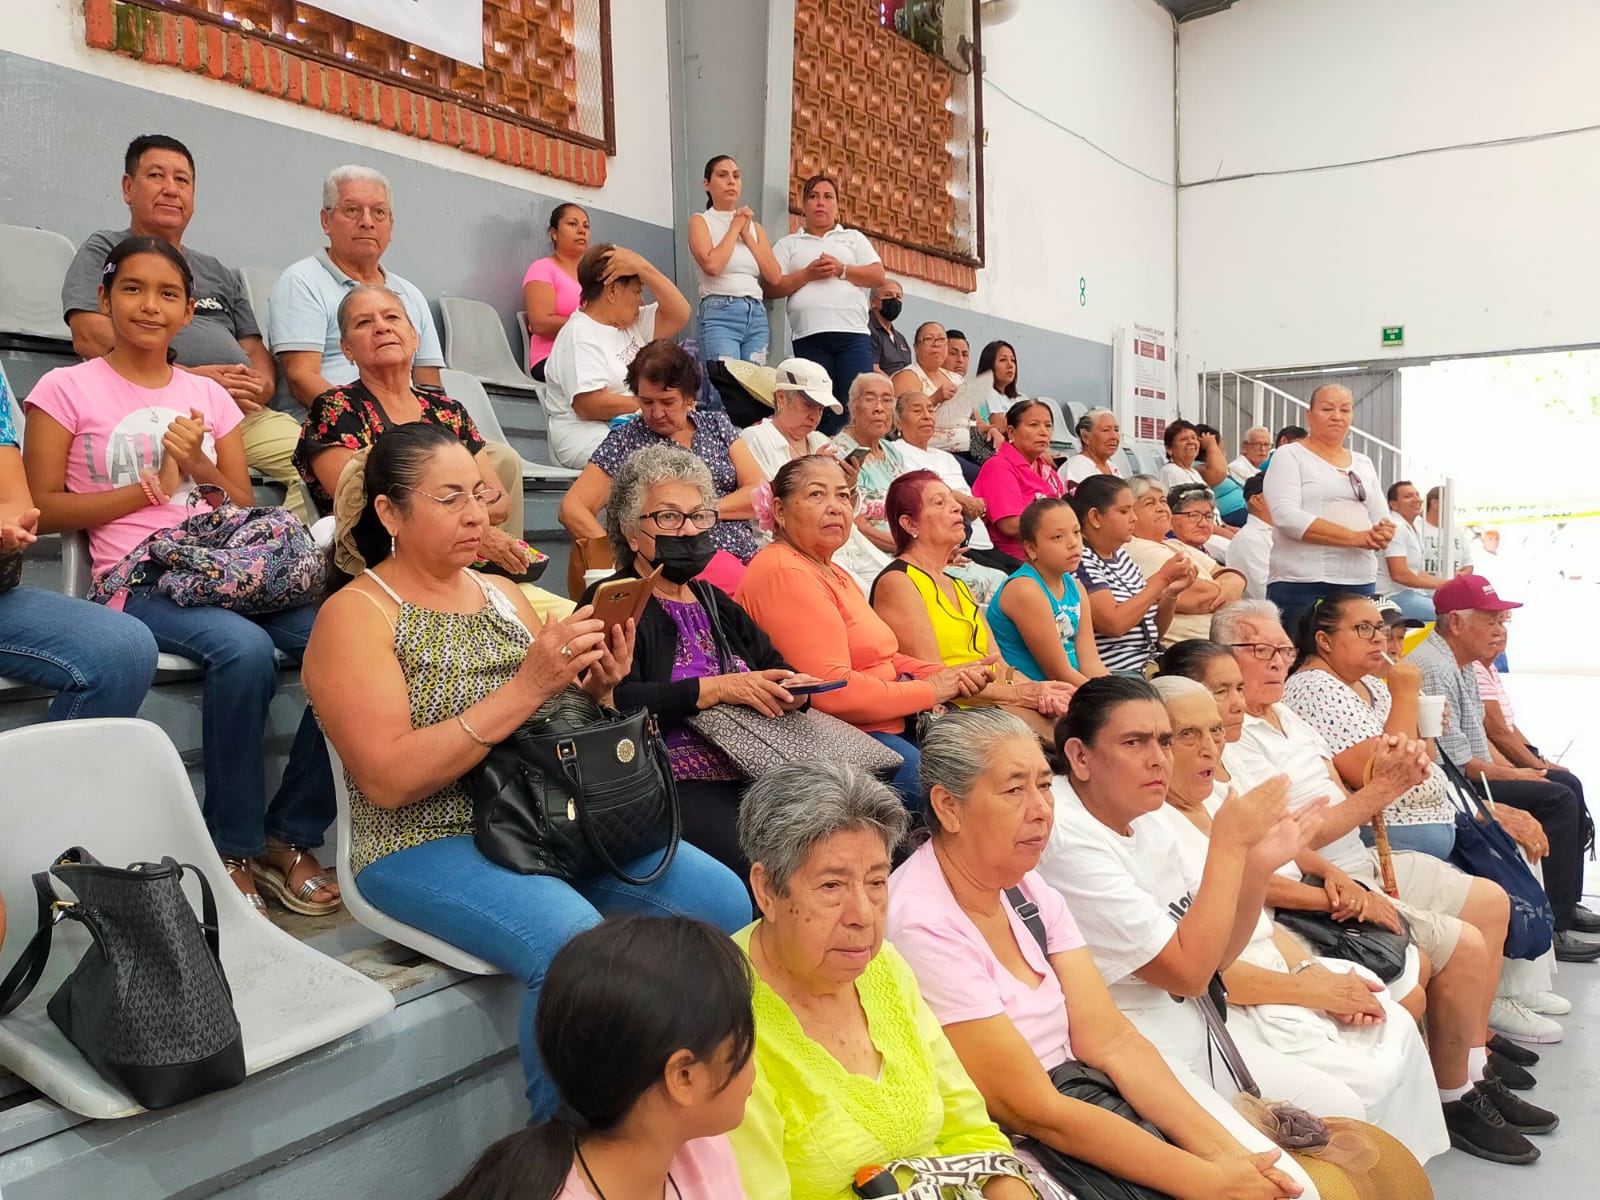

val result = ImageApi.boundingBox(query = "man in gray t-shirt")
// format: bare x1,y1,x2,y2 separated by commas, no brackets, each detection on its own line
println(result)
60,134,309,519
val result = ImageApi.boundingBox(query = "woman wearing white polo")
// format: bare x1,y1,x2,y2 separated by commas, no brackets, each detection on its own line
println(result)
768,174,885,435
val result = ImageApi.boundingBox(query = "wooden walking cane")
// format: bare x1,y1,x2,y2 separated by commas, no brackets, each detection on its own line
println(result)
1364,756,1402,899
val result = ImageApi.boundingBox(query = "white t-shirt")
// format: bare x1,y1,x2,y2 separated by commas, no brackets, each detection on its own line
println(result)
1228,454,1261,484
1060,453,1121,490
1038,780,1210,1066
1225,705,1368,874
1224,516,1274,600
896,440,993,550
542,303,658,468
691,209,763,299
1262,443,1387,586
1158,462,1206,492
738,417,827,480
1422,520,1474,577
771,225,879,339
1375,514,1426,595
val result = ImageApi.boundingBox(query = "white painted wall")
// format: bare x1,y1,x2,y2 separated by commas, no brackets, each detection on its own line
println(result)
6,0,675,229
907,0,1177,348
1178,0,1600,370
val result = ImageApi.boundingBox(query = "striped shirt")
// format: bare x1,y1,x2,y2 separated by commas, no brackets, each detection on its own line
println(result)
1077,546,1160,673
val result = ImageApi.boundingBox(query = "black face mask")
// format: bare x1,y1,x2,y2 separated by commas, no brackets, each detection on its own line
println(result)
878,297,903,322
650,530,717,585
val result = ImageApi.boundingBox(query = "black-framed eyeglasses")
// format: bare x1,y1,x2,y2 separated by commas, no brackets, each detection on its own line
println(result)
1339,622,1384,641
640,508,719,532
1229,642,1295,663
1173,507,1217,522
395,484,503,513
1345,471,1367,503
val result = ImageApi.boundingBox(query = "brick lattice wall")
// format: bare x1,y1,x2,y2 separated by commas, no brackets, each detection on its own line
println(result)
791,0,976,293
83,0,609,187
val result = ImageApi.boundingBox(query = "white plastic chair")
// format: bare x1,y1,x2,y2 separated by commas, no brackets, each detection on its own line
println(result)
1032,396,1076,454
439,296,542,395
439,368,577,484
0,719,395,1117
0,226,76,342
56,530,206,679
325,736,501,975
239,266,281,334
516,309,532,374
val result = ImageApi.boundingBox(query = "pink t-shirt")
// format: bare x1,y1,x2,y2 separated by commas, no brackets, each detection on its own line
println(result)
523,256,582,368
886,841,1086,1070
1471,661,1515,725
971,442,1068,559
25,357,243,578
555,1135,746,1199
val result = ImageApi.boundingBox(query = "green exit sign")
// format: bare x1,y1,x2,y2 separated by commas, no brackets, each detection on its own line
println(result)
1381,325,1405,347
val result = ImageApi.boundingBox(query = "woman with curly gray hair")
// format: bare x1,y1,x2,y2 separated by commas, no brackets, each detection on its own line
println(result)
579,442,820,878
727,760,1045,1200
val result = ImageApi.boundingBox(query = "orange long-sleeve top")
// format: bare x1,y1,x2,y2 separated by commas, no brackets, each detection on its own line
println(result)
735,542,939,734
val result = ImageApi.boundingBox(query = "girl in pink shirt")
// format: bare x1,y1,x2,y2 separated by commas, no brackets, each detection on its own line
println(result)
441,918,752,1200
23,236,340,920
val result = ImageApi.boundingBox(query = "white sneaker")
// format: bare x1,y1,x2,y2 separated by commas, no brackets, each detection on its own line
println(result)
1490,996,1564,1043
1517,990,1573,1016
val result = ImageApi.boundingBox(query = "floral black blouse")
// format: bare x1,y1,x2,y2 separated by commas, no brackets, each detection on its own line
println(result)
294,380,485,515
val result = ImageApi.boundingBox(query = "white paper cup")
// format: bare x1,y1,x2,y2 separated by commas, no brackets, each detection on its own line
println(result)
1417,695,1445,738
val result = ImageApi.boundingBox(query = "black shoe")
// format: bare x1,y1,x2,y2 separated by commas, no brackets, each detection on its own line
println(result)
1571,904,1600,934
1486,1052,1536,1091
1443,1086,1540,1164
1553,929,1600,962
1475,1076,1560,1135
1488,1033,1540,1067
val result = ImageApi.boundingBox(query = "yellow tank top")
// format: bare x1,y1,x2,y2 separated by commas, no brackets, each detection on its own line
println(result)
873,560,989,666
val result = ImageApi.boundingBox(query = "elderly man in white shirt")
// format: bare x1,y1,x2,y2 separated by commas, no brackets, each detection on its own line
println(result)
1229,426,1272,483
768,173,884,434
1224,474,1274,600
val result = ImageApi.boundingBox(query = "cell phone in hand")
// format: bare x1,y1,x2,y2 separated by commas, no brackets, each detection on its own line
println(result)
589,564,663,628
845,447,871,468
783,678,848,696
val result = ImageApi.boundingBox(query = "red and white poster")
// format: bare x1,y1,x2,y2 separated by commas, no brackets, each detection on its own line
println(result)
1130,324,1169,443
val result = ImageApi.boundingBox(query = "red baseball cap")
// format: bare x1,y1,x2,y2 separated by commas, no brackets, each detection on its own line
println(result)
1432,573,1523,614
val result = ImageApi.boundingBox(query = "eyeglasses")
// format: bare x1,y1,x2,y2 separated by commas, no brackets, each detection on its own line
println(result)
1172,724,1226,747
1339,622,1384,641
1230,642,1295,664
1345,471,1367,503
329,203,393,224
396,484,503,512
916,335,947,345
640,508,719,531
1173,508,1217,522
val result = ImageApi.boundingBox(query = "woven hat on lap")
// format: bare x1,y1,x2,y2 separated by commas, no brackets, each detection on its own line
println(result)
721,359,779,410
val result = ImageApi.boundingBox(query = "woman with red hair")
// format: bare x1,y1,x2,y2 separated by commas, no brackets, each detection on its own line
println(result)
870,470,1075,737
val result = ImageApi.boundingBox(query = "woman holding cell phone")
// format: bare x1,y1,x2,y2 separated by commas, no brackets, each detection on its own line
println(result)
581,443,822,883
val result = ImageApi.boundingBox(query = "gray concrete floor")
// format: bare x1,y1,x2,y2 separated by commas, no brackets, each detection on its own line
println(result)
1424,672,1600,1193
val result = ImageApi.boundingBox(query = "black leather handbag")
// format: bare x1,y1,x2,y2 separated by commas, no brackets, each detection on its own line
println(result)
465,687,681,886
1274,876,1413,983
0,847,245,1109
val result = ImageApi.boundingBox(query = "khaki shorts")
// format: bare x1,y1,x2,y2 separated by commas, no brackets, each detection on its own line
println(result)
1364,848,1473,967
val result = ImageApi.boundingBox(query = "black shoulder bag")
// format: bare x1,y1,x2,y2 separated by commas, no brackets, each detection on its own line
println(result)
1273,875,1413,983
1003,888,1179,1200
0,847,245,1109
465,687,681,886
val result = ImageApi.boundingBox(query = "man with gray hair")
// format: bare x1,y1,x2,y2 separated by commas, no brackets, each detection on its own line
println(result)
1229,426,1272,483
268,165,444,408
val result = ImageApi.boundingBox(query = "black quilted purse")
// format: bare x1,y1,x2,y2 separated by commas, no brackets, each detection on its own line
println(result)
1274,875,1413,983
0,847,245,1109
465,687,681,886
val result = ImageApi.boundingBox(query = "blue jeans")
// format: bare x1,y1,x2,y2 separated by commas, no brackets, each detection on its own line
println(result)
356,834,750,1116
868,731,923,811
0,585,158,720
1266,580,1375,640
1361,821,1456,860
1384,588,1436,623
698,295,769,365
793,330,875,436
118,591,332,857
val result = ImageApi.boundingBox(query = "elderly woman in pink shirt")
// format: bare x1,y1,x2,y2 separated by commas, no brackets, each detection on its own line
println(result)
972,399,1067,560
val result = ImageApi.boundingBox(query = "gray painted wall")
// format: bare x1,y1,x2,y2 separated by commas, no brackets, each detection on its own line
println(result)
1,44,1112,408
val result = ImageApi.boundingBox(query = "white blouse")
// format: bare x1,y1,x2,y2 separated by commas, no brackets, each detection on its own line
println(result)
1262,443,1387,585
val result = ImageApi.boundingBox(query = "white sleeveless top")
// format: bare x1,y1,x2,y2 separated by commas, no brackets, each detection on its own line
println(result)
692,208,763,299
